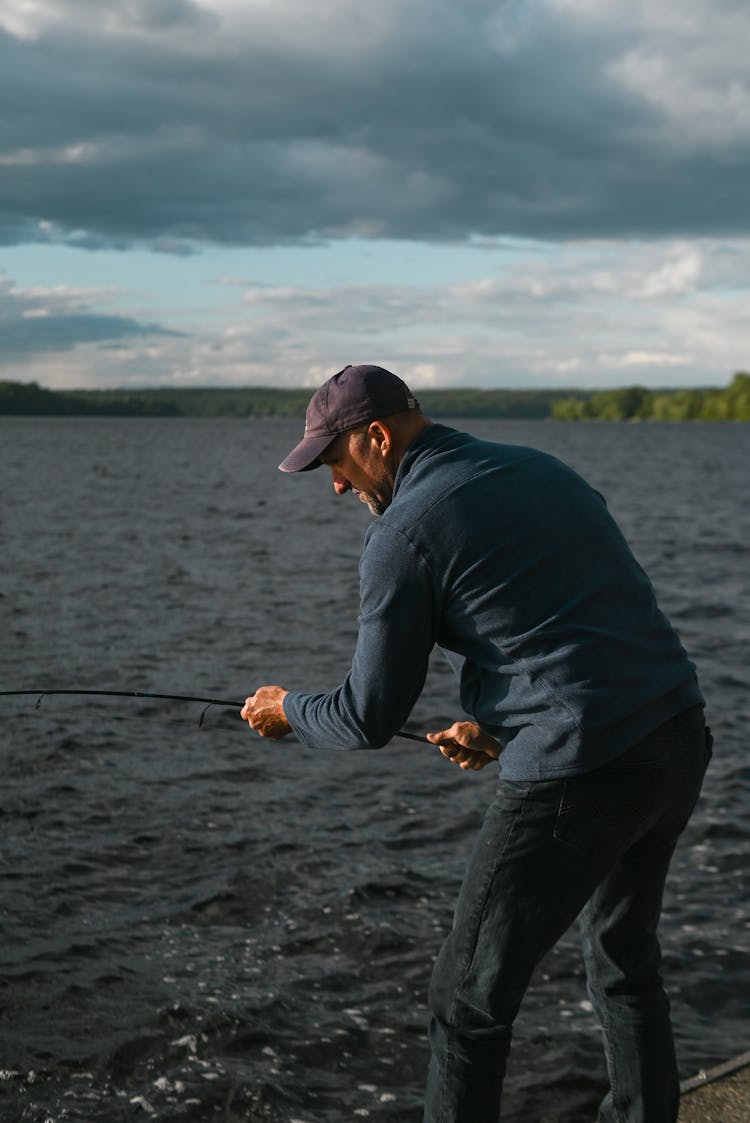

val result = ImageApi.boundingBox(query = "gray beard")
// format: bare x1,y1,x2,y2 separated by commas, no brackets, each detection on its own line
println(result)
364,494,389,517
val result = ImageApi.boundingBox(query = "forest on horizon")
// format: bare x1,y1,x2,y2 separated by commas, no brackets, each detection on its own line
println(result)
1,372,748,421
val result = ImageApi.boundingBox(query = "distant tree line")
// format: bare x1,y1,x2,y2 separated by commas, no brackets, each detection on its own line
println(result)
0,383,312,417
551,372,750,421
1,374,748,420
0,382,571,418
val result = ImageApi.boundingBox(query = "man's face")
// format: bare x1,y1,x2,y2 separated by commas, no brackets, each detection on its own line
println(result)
320,425,396,517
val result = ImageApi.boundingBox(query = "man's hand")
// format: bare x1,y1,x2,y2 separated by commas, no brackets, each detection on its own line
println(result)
241,686,292,739
427,721,502,771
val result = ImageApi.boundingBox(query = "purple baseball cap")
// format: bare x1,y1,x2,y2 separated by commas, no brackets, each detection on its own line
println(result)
278,364,420,473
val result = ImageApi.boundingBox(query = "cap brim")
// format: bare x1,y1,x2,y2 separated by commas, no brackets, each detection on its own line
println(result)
278,433,335,473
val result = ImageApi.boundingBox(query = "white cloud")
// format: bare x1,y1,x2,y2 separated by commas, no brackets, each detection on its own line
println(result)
638,247,702,298
2,237,747,390
611,351,689,369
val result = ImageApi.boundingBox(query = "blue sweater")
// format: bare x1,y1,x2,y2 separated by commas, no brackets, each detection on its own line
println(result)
283,424,703,779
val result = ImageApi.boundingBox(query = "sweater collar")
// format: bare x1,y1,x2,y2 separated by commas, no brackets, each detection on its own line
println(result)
392,423,453,501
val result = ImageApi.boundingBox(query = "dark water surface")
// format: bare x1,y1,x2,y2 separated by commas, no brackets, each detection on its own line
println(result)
1,417,748,1122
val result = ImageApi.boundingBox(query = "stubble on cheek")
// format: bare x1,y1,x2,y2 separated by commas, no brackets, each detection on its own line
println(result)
357,448,397,517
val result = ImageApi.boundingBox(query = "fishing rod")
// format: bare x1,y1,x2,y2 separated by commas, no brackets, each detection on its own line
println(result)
0,689,429,742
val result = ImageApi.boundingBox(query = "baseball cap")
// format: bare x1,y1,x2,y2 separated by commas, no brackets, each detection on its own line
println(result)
278,364,420,473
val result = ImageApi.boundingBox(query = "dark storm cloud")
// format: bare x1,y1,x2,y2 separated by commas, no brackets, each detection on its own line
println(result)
0,278,182,355
1,313,181,353
1,0,748,249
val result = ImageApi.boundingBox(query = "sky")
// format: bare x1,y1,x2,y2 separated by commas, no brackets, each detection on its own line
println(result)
1,0,749,391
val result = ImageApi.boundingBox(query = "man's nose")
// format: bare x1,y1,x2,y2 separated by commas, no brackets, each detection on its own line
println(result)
332,472,351,496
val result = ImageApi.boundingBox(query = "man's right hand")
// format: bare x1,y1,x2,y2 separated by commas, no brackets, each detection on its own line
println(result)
241,686,292,739
426,721,502,771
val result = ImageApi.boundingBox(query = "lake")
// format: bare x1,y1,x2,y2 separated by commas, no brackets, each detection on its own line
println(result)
1,416,748,1122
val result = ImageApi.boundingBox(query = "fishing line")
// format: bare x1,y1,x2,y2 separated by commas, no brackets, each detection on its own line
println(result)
0,689,428,742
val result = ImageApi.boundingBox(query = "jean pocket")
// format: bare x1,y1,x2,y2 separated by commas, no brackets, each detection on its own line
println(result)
552,768,657,862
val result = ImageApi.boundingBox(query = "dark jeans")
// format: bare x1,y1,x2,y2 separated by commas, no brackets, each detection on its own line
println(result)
423,705,712,1123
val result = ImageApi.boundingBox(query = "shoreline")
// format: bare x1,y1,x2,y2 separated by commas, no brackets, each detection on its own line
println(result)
678,1051,750,1121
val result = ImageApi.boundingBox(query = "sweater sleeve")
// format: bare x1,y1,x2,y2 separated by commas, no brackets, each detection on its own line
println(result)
282,523,438,749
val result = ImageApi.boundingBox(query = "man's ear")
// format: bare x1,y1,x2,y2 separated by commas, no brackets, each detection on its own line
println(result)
368,420,392,456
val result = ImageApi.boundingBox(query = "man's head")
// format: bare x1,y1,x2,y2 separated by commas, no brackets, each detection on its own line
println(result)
279,364,429,515
279,364,421,473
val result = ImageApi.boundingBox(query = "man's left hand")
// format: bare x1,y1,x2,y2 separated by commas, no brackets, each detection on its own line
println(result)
427,721,502,771
241,686,292,739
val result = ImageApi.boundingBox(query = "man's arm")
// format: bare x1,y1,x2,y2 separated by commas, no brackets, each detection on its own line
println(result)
244,524,437,749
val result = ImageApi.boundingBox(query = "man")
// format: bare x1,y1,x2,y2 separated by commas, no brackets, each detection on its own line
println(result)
242,364,711,1123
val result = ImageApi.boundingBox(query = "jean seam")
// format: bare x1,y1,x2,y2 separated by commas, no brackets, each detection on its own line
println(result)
447,785,530,1031
598,1013,623,1123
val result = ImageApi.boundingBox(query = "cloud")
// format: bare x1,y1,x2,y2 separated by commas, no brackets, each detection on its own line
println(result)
1,0,748,251
0,276,183,357
3,236,747,389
